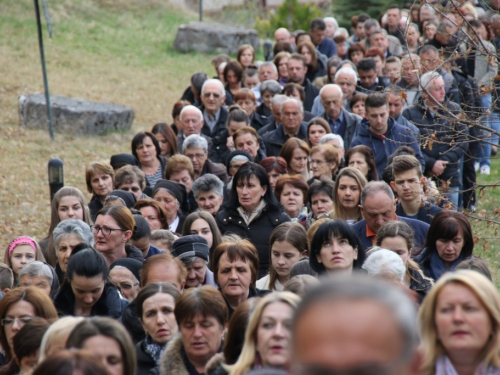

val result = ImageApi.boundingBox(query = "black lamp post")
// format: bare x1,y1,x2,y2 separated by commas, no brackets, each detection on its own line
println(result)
48,157,64,201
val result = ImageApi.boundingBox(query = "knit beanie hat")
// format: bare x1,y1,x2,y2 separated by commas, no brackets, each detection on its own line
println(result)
171,235,210,262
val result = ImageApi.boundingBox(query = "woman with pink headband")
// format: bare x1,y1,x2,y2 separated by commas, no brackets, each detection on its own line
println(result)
3,237,45,283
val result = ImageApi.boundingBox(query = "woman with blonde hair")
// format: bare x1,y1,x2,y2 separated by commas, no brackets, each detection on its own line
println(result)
227,292,301,375
38,316,85,363
333,167,367,224
419,270,500,374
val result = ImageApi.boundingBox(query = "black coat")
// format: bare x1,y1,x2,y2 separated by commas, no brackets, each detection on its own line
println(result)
199,105,229,139
302,78,320,112
120,298,145,344
215,205,290,278
262,123,308,157
403,99,468,188
88,194,103,222
136,339,159,375
408,267,433,304
54,283,128,319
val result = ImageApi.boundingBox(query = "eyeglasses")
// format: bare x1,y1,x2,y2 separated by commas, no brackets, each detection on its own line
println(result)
2,317,33,327
92,225,127,236
203,92,220,99
186,153,206,160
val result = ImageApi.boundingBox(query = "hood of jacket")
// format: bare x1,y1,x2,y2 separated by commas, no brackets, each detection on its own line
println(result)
358,116,397,138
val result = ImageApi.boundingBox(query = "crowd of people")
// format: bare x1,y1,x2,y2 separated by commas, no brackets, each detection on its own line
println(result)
3,2,500,374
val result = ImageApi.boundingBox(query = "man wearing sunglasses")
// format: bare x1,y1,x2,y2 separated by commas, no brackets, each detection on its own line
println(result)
200,79,228,139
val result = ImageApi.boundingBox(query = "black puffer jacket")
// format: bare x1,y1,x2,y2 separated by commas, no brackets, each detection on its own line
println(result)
215,205,290,278
53,282,128,318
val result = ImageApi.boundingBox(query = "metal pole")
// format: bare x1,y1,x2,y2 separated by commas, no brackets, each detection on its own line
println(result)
199,0,203,22
34,0,55,140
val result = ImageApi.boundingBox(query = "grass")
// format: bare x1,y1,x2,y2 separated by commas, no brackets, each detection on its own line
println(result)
1,0,500,286
0,0,222,251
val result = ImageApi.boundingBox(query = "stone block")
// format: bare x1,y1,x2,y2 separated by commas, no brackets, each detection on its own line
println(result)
173,21,260,54
18,94,134,135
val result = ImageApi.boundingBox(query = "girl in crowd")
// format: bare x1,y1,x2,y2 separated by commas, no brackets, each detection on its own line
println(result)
416,210,474,281
52,219,94,283
309,220,365,276
259,157,288,192
257,222,308,291
419,270,500,374
182,211,223,269
134,199,169,231
345,145,378,182
39,186,92,261
280,138,311,180
131,131,167,189
4,236,45,284
135,283,181,375
86,161,115,221
66,317,137,375
54,248,127,318
227,292,301,375
274,175,309,221
0,287,58,365
216,163,291,278
306,117,330,148
151,122,178,158
332,167,367,224
273,51,291,85
298,41,326,82
236,44,255,69
376,221,433,302
224,61,244,99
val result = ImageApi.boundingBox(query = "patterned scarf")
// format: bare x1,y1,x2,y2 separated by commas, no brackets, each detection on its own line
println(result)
435,356,500,375
144,335,166,363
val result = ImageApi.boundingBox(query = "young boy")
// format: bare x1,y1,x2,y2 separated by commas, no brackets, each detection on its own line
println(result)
390,155,442,224
385,56,401,84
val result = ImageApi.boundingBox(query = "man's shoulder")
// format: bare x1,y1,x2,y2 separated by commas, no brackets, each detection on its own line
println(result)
399,216,430,231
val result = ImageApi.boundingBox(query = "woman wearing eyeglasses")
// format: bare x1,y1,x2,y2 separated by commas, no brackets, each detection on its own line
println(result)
54,248,127,318
93,206,144,266
0,287,57,367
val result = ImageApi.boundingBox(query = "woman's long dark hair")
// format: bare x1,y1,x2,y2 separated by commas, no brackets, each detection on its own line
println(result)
224,162,281,211
345,145,378,182
309,220,365,274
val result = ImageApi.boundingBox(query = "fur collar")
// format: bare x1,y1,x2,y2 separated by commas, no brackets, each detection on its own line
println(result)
159,335,189,375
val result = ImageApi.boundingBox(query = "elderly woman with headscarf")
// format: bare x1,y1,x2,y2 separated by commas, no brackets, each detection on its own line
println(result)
152,180,188,233
109,258,143,302
170,235,217,289
103,190,137,209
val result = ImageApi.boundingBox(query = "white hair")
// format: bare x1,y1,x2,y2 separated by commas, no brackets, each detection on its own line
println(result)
362,249,406,282
179,105,203,122
201,78,225,96
319,84,343,100
334,67,358,82
259,62,278,74
420,71,442,92
324,17,339,29
280,97,303,115
334,28,350,38
272,94,288,106
320,133,344,148
182,134,208,153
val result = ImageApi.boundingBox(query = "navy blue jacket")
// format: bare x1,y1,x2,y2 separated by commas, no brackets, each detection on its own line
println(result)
262,122,308,157
352,216,430,252
395,201,442,225
351,117,425,178
317,37,337,58
402,99,468,188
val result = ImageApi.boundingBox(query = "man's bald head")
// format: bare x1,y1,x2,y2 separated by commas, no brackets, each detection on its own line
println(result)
275,28,291,43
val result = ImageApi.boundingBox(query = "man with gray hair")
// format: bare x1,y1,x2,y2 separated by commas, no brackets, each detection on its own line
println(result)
262,97,307,156
191,173,224,216
320,84,361,150
200,79,229,139
403,72,467,207
177,105,213,152
362,18,402,56
18,261,59,297
352,181,429,250
258,94,288,136
292,274,422,375
182,134,228,183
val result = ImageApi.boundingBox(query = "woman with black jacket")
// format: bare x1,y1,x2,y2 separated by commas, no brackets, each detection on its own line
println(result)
216,163,290,278
53,248,127,319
